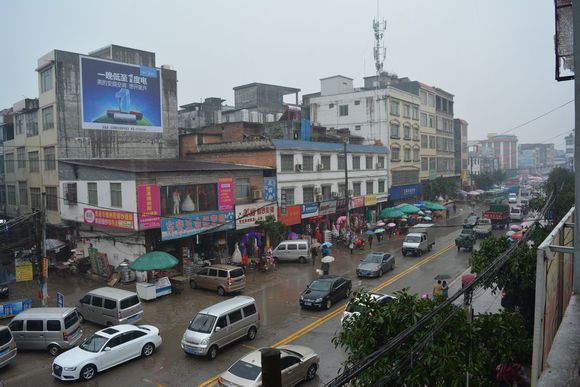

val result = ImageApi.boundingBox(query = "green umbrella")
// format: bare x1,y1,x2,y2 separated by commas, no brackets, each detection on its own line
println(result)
396,203,421,214
380,207,405,219
423,201,448,211
129,251,179,271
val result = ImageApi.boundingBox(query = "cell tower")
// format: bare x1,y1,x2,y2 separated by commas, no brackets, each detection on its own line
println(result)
373,17,387,74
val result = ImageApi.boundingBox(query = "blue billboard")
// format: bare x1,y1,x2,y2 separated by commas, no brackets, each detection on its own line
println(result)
80,56,162,132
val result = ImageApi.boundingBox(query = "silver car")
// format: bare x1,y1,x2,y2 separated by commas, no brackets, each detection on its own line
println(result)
356,252,395,278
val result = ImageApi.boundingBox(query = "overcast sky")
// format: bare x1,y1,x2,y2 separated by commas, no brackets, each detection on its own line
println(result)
0,0,573,148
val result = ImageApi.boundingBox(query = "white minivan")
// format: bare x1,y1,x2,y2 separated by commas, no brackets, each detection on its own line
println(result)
272,240,311,263
510,206,523,221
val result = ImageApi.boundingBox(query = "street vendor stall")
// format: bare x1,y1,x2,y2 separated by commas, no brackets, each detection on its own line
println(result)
130,251,179,301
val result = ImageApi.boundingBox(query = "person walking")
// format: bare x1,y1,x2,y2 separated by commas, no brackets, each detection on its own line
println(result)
442,281,449,299
321,244,329,258
367,233,374,249
349,237,354,255
432,280,443,297
453,202,457,214
310,245,318,266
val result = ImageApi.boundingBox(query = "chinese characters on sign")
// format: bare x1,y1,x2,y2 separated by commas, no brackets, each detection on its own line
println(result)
137,184,161,229
218,178,235,211
236,203,278,230
350,196,364,209
160,211,235,241
84,208,135,230
277,205,301,226
263,177,277,201
319,200,337,216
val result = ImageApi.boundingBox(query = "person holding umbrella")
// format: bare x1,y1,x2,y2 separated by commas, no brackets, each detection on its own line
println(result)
367,231,374,249
310,243,319,266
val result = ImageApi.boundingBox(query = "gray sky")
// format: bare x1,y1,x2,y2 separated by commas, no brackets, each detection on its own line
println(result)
0,0,573,148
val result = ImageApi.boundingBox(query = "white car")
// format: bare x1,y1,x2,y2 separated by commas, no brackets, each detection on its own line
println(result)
341,292,395,326
508,194,518,204
52,324,161,381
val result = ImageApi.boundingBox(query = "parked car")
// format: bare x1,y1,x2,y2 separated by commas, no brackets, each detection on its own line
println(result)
508,193,518,203
272,240,311,263
0,326,17,368
463,215,479,229
473,218,493,238
52,324,161,381
181,296,259,360
356,253,395,278
189,264,246,296
299,275,352,310
77,287,143,327
217,345,319,386
341,292,395,326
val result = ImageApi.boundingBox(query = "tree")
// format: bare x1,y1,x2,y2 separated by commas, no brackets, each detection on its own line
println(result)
422,177,458,200
265,123,284,139
473,170,506,190
332,289,530,386
255,215,287,248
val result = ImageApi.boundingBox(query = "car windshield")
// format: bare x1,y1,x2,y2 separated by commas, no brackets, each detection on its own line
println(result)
228,360,262,381
308,280,331,291
80,334,108,353
405,236,421,243
188,313,216,334
363,254,383,263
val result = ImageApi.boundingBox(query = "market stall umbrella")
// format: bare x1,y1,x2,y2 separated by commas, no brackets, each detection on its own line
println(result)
423,201,447,211
387,223,396,228
511,231,523,240
321,256,335,263
417,211,425,216
521,221,533,228
129,251,179,271
425,210,432,214
423,216,432,221
396,203,421,214
374,228,386,233
321,242,333,248
510,224,522,231
400,218,408,222
380,207,405,219
434,273,451,280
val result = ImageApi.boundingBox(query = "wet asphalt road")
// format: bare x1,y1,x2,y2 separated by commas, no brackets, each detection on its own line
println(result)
0,204,482,387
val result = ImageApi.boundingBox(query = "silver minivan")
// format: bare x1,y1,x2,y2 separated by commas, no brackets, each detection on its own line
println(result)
9,307,83,356
272,240,311,263
77,287,143,327
0,326,17,367
181,296,259,360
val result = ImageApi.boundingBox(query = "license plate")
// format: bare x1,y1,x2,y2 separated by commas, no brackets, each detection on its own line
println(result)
128,315,139,322
0,349,7,356
303,301,312,306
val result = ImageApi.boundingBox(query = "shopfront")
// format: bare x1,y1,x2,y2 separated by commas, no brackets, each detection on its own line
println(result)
388,184,422,205
301,202,320,237
233,201,278,258
364,194,377,223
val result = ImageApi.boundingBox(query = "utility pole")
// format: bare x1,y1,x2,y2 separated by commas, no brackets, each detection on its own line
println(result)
573,0,580,293
40,191,47,306
344,140,350,230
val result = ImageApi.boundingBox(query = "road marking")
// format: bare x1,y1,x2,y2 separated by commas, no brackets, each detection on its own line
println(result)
241,344,258,350
142,379,166,387
198,243,454,387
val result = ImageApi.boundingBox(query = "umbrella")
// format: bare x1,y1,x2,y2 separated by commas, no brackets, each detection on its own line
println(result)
434,274,451,280
321,256,335,263
129,251,179,271
380,207,405,219
400,218,408,222
321,242,333,248
45,239,66,251
366,230,375,235
506,230,515,237
376,221,386,227
310,241,320,248
374,228,386,233
424,216,432,221
396,203,421,214
425,210,432,214
423,201,447,211
387,223,396,227
510,224,522,231
511,231,523,239
417,211,425,215
521,221,533,228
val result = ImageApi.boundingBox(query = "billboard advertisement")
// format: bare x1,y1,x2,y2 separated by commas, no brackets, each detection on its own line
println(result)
161,211,235,241
137,184,161,230
83,208,135,230
80,56,162,132
218,178,235,211
236,202,277,230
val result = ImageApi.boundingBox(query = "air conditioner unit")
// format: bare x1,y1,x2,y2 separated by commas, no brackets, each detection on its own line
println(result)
314,187,321,195
316,194,323,202
295,163,303,172
251,190,263,200
317,163,324,171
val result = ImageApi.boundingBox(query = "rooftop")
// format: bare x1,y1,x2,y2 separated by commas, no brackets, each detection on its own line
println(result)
272,139,388,154
62,159,268,173
232,82,300,94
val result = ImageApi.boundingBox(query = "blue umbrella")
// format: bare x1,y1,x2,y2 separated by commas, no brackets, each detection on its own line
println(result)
423,216,433,221
366,230,375,235
321,242,333,248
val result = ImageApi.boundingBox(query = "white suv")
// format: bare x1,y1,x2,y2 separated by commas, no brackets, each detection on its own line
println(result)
341,292,395,326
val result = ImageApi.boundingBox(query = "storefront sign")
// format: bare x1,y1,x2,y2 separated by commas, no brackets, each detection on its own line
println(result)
301,202,319,218
84,208,135,230
236,202,278,229
137,184,161,229
364,194,377,207
278,204,301,226
350,196,364,209
319,200,336,216
389,184,423,201
336,198,348,213
218,178,235,211
161,210,235,241
263,177,277,201
15,258,33,282
376,192,389,203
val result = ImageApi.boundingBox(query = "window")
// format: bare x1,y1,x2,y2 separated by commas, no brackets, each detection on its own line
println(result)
403,104,410,118
216,316,228,329
44,146,55,170
329,103,335,109
15,116,23,135
280,356,301,370
404,147,411,162
421,135,428,148
104,299,116,310
302,155,314,172
420,112,428,127
352,182,361,196
26,113,39,137
42,106,54,130
337,183,346,197
281,154,294,172
19,182,28,206
337,155,346,170
235,178,250,199
392,170,420,186
17,147,26,169
354,125,361,131
281,188,294,205
413,148,420,161
65,183,77,205
377,157,386,168
88,182,98,206
378,180,385,193
5,153,14,173
9,320,23,332
288,244,297,251
30,187,41,209
120,295,139,309
421,157,429,171
366,156,373,169
242,304,257,317
352,156,360,170
390,123,400,139
391,147,400,161
339,105,349,116
29,151,39,172
419,90,428,105
366,181,373,194
27,320,44,331
110,183,122,208
427,93,435,107
7,185,16,205
303,186,314,203
429,158,436,171
91,296,103,308
40,68,53,93
218,270,227,278
413,127,420,141
429,136,436,149
321,185,331,200
47,320,61,331
321,155,331,171
354,100,361,106
404,126,411,140
389,100,399,115
228,310,243,324
429,115,436,128
412,106,419,120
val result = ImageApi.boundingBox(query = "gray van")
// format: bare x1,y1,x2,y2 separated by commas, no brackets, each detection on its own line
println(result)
9,307,83,356
77,287,143,327
0,326,17,367
181,296,259,360
272,240,311,263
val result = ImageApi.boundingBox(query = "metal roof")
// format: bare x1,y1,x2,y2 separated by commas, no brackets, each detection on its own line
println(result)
62,159,268,173
272,139,388,154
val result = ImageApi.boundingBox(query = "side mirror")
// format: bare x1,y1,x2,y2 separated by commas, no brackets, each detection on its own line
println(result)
103,347,111,352
215,326,221,332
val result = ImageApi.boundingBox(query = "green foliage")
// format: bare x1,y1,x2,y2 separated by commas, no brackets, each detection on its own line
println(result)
255,215,287,247
473,170,506,190
422,177,459,200
529,168,574,222
265,123,284,139
333,289,531,386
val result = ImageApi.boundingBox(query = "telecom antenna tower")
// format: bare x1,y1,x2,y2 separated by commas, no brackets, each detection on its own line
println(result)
371,16,387,142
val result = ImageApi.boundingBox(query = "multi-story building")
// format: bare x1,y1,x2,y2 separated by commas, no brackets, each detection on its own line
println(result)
565,132,574,169
518,143,555,174
479,134,518,174
454,119,469,185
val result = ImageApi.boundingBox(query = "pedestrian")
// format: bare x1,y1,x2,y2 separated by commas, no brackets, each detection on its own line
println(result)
321,261,330,276
367,233,373,249
321,245,329,257
442,281,449,299
446,207,449,218
432,280,443,297
349,238,354,255
311,245,318,266
453,203,457,214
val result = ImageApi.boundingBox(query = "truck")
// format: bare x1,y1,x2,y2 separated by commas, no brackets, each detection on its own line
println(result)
402,224,435,257
483,204,510,230
455,228,476,252
473,218,493,238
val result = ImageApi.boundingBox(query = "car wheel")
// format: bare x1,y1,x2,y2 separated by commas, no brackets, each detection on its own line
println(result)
325,299,332,309
77,313,85,323
298,256,306,264
142,342,155,357
379,269,383,277
306,364,318,381
217,287,226,296
80,364,97,381
402,251,407,256
48,344,61,356
207,345,218,360
247,326,257,341
189,280,197,289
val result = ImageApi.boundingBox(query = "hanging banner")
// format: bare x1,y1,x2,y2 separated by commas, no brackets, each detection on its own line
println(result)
15,257,33,282
277,205,301,226
319,200,336,216
301,203,319,219
84,208,135,230
263,177,277,201
336,198,348,213
236,202,278,230
350,196,364,209
137,184,161,230
218,178,235,211
364,194,377,207
161,211,235,241
376,192,389,203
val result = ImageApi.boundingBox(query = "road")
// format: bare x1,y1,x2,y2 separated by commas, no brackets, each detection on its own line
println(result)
0,206,478,386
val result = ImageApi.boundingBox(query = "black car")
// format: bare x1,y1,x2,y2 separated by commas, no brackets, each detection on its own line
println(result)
463,215,479,229
299,275,352,310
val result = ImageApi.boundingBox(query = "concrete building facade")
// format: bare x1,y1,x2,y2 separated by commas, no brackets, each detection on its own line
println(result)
454,119,469,184
518,143,555,174
480,134,518,173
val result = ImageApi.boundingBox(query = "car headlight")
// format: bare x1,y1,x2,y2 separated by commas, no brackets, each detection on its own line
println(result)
63,366,77,371
200,338,209,345
300,295,304,301
315,298,323,303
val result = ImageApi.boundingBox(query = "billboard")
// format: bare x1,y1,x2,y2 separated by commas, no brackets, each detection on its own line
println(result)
80,56,162,132
161,211,235,241
218,178,235,211
83,208,135,230
137,184,161,230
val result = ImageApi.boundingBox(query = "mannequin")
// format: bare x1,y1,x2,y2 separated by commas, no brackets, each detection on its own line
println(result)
172,191,181,215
